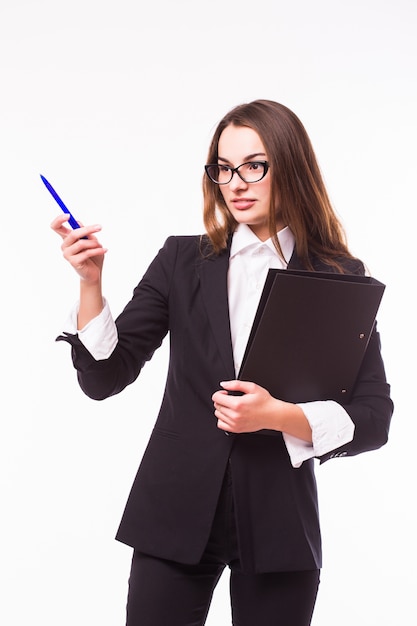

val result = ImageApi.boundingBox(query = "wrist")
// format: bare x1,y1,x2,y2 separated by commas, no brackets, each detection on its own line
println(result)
78,280,104,329
80,274,102,288
266,397,287,431
273,400,313,443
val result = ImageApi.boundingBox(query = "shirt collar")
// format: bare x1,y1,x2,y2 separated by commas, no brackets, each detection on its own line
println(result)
230,223,295,264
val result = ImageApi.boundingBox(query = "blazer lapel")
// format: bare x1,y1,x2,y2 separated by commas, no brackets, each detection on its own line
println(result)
287,248,305,270
197,243,236,378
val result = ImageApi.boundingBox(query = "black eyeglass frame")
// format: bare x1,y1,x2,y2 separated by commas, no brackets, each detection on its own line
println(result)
204,160,269,185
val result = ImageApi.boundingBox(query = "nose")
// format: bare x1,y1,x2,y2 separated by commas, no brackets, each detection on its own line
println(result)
228,170,248,192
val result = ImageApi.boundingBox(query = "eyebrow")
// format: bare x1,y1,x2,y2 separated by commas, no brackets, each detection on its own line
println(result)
217,152,266,164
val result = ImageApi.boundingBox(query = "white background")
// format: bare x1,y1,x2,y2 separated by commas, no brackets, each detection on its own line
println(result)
0,0,415,624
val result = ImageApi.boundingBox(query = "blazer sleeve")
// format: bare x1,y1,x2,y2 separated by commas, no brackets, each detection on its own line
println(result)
56,236,179,400
318,322,393,463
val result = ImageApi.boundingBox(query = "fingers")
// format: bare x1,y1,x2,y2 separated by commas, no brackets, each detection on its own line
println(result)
220,379,257,394
212,380,273,433
50,214,107,282
213,406,233,432
212,389,241,424
211,381,256,409
50,214,73,238
50,214,104,255
62,237,107,267
216,418,231,433
50,214,102,242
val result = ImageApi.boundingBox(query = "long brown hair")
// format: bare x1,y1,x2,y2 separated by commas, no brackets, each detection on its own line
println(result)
203,99,355,270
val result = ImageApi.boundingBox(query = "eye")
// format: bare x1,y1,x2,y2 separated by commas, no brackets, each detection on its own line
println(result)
248,161,262,170
219,165,231,173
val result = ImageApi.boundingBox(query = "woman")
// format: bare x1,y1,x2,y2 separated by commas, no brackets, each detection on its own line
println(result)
51,100,393,626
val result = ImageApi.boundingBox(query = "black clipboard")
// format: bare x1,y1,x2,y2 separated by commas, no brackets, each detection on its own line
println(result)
238,269,385,404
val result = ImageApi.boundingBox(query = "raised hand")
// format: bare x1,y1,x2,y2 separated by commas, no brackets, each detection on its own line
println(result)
51,214,108,328
51,214,107,285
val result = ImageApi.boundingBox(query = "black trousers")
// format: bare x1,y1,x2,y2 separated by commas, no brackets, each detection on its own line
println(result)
125,465,320,626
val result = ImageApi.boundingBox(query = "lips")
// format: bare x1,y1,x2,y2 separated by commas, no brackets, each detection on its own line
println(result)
231,199,256,210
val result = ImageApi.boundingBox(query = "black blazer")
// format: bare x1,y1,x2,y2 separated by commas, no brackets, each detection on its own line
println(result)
59,235,393,573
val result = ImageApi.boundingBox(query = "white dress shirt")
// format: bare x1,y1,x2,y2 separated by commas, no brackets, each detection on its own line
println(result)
64,225,354,468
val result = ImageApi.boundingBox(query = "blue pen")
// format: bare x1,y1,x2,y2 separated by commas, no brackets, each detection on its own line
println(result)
40,174,83,231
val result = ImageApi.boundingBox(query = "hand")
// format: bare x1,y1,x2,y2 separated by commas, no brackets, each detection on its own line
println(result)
51,214,107,285
212,380,282,434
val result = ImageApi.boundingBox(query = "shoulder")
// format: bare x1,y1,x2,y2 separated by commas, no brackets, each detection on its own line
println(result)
162,234,203,251
290,249,365,275
317,257,365,275
161,234,227,262
332,256,365,275
160,234,202,260
154,235,214,271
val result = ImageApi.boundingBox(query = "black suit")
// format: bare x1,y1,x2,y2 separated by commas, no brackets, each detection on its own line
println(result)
60,235,393,575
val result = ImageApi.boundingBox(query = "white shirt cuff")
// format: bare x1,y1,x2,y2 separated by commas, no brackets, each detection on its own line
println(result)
282,400,355,468
63,298,118,360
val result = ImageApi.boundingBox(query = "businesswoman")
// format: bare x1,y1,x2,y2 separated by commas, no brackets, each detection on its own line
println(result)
51,100,393,626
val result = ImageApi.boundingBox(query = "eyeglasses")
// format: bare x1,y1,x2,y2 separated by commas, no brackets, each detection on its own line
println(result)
204,160,269,185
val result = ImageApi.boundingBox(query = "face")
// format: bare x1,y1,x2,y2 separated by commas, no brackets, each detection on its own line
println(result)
217,124,284,240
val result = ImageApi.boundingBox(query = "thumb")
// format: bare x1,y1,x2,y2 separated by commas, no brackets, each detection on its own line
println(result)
220,379,254,395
